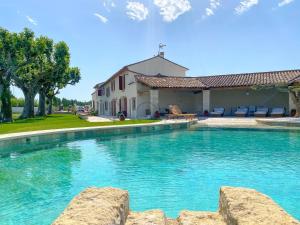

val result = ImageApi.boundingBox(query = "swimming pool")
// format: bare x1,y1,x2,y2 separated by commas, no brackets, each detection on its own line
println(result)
0,127,299,224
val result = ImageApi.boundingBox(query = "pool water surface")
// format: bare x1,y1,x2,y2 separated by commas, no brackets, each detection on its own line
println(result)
0,128,299,224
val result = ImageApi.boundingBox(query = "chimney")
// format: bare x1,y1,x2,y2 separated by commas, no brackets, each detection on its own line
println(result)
159,52,165,58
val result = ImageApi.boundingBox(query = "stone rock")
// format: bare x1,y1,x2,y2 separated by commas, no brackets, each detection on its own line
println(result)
219,186,300,225
178,211,226,225
166,218,179,225
52,187,129,225
125,210,166,225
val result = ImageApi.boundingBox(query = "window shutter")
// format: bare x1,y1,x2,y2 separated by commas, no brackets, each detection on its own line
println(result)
119,76,123,90
123,75,126,90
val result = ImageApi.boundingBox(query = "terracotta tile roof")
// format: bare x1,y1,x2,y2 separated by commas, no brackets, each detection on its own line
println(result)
135,74,206,89
198,70,300,88
135,70,300,89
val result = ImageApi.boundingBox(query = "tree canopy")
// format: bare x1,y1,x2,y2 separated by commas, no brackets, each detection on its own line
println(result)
0,27,81,121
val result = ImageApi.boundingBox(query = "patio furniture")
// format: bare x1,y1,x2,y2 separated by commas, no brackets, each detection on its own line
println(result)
270,107,285,117
235,106,249,117
254,107,268,117
210,108,225,117
167,105,196,120
249,105,256,116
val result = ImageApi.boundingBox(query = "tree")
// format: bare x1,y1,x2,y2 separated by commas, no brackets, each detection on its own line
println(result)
0,28,17,122
37,41,70,116
12,29,52,118
46,66,81,114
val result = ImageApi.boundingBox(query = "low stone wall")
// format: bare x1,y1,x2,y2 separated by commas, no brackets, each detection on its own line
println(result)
52,186,300,225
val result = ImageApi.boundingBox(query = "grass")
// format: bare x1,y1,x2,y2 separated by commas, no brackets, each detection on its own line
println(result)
0,114,158,135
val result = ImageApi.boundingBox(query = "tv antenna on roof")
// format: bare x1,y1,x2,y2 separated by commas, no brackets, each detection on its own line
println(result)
158,43,166,54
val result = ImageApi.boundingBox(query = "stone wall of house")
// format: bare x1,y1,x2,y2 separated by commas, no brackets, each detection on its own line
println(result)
52,186,299,225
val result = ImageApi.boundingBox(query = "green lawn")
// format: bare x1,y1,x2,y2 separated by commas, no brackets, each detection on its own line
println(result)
0,114,158,135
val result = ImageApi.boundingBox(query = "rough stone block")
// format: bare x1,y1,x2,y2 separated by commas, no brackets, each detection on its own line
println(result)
178,211,226,225
125,210,166,225
219,186,300,225
52,187,129,225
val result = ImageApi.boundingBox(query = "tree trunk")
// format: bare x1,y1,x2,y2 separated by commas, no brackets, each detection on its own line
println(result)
20,90,36,119
290,90,300,117
47,97,53,115
36,91,46,116
0,73,12,122
0,81,12,122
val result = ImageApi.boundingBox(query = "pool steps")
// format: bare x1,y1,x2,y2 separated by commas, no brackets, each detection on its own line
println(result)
52,186,299,225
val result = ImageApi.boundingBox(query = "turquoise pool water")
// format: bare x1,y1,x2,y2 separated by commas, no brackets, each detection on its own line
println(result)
0,128,300,224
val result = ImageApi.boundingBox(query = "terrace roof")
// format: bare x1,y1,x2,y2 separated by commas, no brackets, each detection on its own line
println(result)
135,69,300,89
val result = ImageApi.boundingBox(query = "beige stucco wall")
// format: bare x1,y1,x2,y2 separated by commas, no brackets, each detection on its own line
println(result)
95,71,139,118
128,56,187,77
210,88,289,116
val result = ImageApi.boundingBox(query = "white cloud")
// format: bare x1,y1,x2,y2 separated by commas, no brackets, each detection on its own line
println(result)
126,2,149,21
278,0,294,7
204,0,221,17
153,0,191,22
26,16,37,26
103,0,116,11
94,13,108,23
235,0,259,15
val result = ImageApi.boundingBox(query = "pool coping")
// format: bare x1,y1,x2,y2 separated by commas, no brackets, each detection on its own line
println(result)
0,120,193,142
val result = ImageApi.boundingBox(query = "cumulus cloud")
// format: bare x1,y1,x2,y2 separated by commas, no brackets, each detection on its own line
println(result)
204,0,221,17
278,0,294,7
153,0,191,22
94,13,108,23
26,16,37,26
235,0,259,15
126,1,149,21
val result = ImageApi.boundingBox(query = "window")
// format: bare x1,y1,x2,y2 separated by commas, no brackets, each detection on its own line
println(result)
132,97,136,111
119,75,126,90
111,80,115,92
97,89,102,96
106,87,110,97
105,101,108,111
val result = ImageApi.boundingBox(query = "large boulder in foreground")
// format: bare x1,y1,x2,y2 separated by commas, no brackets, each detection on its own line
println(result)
219,186,300,225
52,187,129,225
52,186,299,225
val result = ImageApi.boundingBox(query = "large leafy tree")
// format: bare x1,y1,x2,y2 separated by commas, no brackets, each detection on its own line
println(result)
46,66,81,114
0,28,17,122
0,28,81,119
37,41,70,116
13,29,53,118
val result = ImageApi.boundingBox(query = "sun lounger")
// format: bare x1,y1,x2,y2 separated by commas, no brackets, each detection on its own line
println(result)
235,107,248,117
210,108,225,117
167,105,196,120
270,107,285,117
254,107,268,117
249,105,256,116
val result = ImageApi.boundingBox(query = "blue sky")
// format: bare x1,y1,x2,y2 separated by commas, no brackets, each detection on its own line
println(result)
0,0,300,101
